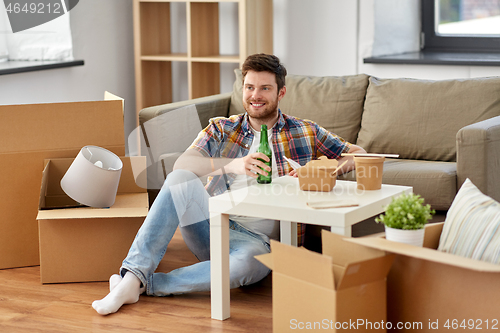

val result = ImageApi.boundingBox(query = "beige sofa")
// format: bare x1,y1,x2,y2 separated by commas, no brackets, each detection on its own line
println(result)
139,70,500,212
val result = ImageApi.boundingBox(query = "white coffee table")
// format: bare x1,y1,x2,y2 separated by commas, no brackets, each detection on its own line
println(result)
209,176,412,320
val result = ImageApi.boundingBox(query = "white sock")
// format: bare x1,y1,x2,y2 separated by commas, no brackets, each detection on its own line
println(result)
109,274,122,292
92,272,144,315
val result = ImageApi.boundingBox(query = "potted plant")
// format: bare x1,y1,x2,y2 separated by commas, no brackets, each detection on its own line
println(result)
376,193,435,247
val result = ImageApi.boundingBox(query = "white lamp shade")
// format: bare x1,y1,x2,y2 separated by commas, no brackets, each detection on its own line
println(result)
61,146,123,208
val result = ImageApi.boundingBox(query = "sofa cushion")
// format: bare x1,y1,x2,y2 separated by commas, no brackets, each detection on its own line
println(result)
229,69,369,144
339,159,457,210
438,179,500,264
357,76,500,162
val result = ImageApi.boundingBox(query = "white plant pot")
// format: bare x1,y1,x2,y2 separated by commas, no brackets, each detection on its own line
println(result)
384,226,425,247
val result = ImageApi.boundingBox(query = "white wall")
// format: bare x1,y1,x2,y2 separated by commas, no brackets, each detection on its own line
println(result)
0,0,136,153
273,0,358,76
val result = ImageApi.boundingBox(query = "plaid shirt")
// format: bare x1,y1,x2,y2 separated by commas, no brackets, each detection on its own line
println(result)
188,110,351,244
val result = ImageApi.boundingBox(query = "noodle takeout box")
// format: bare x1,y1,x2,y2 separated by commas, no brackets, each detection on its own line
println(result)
297,156,339,192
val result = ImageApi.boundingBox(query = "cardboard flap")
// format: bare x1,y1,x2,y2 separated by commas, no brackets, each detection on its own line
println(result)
423,222,444,249
129,155,148,190
331,263,346,289
104,91,125,117
348,237,500,273
336,254,395,290
255,253,273,269
118,156,148,194
0,100,124,154
321,230,386,266
270,240,334,290
38,161,50,210
37,193,148,220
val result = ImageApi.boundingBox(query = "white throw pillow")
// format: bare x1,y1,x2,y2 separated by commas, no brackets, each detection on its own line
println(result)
438,179,500,264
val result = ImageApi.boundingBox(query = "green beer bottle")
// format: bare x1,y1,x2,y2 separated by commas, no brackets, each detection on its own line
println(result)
257,124,272,184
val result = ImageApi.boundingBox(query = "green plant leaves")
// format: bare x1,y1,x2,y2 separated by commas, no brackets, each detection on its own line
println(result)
375,193,435,230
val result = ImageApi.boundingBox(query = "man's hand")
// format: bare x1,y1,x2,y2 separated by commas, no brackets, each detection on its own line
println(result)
226,152,271,179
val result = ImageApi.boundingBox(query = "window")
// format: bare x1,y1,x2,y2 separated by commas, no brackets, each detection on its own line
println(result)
0,3,74,61
0,1,83,75
422,0,500,52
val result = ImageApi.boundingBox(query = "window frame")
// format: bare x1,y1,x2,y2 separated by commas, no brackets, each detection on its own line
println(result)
422,0,500,52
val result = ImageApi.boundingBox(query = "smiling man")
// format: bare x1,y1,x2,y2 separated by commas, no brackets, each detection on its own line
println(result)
243,68,284,128
92,53,366,315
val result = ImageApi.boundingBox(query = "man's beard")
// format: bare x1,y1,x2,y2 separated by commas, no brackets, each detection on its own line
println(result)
243,97,279,122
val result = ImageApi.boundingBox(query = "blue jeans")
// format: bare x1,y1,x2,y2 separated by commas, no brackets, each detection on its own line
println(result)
121,169,271,296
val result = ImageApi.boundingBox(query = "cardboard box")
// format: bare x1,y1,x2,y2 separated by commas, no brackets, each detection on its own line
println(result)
0,95,125,269
256,230,394,332
36,156,148,284
349,223,500,332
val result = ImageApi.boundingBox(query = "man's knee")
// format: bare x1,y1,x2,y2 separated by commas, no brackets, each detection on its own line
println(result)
230,245,270,276
229,250,270,287
163,169,200,188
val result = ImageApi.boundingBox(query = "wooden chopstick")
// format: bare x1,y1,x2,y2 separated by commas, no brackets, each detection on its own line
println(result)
341,153,399,158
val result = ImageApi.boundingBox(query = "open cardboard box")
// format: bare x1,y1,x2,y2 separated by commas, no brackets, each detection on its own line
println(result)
36,156,148,284
348,223,500,331
0,93,125,269
256,230,394,332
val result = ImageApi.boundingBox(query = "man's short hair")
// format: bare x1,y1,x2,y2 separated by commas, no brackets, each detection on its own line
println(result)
241,53,287,91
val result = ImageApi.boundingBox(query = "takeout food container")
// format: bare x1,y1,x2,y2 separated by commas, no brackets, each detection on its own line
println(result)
354,156,385,190
298,156,339,192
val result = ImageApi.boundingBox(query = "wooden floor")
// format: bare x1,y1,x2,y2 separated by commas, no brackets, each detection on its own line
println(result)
0,229,272,332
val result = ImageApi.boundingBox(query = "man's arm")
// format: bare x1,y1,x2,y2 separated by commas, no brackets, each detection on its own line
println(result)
288,144,367,177
173,149,271,179
335,144,366,175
